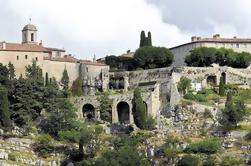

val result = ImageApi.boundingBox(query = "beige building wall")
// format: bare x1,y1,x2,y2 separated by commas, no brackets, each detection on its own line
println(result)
42,60,80,85
0,50,47,78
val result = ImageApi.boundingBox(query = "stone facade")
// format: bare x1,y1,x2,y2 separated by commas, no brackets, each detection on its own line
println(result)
170,34,251,66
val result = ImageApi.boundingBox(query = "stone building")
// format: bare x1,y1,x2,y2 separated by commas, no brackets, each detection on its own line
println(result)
170,34,251,66
0,23,109,91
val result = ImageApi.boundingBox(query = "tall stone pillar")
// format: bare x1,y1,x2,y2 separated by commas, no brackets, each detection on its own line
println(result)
124,76,129,91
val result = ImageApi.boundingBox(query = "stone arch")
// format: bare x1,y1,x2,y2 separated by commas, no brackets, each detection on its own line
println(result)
207,75,217,85
143,101,148,112
221,72,226,84
31,33,34,41
117,101,130,124
82,104,95,120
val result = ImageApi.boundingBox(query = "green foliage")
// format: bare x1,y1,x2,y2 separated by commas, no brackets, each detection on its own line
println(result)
177,76,191,95
134,46,173,69
0,86,12,129
219,76,225,96
97,92,112,123
8,152,17,161
59,129,81,143
221,92,246,130
203,156,216,166
8,62,15,80
42,99,79,137
71,77,84,96
0,63,10,87
162,135,182,160
45,72,49,86
185,47,251,68
33,134,55,157
220,157,245,166
177,155,201,166
140,31,152,48
61,68,69,97
184,138,221,154
132,88,148,129
144,116,156,130
105,55,119,69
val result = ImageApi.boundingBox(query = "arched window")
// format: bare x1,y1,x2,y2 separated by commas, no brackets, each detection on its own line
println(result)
31,33,34,42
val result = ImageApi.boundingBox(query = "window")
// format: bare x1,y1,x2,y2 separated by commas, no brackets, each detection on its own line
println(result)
25,55,28,59
35,57,38,61
236,44,239,48
86,67,88,72
31,33,34,41
17,56,19,60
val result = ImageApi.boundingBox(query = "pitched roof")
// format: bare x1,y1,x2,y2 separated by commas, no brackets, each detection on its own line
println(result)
80,60,108,66
0,42,65,52
170,37,251,50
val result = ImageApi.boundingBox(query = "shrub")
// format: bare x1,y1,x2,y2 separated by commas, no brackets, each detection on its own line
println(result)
8,152,17,161
195,94,208,102
178,77,191,95
177,155,201,166
184,138,221,154
59,130,81,143
33,134,55,157
184,93,196,100
220,157,245,166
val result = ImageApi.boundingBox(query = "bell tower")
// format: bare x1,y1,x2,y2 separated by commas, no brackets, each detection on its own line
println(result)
22,20,38,44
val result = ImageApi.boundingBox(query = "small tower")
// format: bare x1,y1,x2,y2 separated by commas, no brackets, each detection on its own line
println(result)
93,54,96,62
22,21,38,44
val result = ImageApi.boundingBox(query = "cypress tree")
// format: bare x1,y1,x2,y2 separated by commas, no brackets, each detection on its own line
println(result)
132,88,147,129
71,77,84,96
45,72,49,86
0,86,11,129
140,31,146,48
61,68,69,97
8,62,15,80
147,31,152,46
219,76,225,96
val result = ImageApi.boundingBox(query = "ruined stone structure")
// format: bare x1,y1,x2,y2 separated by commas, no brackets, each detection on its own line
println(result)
170,34,251,66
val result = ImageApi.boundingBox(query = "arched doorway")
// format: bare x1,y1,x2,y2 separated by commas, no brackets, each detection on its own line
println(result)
117,102,130,124
207,75,217,85
82,104,95,120
143,101,148,112
221,72,226,84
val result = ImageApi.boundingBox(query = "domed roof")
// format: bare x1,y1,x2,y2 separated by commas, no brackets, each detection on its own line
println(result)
22,24,37,31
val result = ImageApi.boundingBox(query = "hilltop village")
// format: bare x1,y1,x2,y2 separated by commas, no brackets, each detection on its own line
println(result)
1,24,251,166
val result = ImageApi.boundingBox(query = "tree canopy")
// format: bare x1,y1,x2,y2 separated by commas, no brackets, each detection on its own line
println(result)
134,46,174,69
185,47,251,68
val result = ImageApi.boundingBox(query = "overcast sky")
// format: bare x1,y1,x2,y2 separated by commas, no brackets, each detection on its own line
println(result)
1,0,251,60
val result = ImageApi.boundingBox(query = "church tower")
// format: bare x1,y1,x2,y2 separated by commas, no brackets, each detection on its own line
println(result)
22,23,38,44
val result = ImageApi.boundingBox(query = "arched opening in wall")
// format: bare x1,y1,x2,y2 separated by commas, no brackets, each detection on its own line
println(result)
118,76,124,89
143,101,148,112
82,104,95,120
221,72,226,84
31,33,34,42
207,75,217,86
117,102,130,124
109,77,117,89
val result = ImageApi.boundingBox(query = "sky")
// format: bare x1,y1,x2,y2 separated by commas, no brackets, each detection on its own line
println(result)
1,0,251,60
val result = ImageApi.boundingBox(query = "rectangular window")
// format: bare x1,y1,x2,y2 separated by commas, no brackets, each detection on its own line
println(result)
35,57,38,61
25,55,28,59
86,67,88,72
17,56,19,60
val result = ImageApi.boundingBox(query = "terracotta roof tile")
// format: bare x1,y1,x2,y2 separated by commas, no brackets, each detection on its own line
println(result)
0,42,51,52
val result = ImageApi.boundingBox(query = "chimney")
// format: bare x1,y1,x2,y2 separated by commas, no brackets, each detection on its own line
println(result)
213,34,220,39
2,41,6,49
39,40,43,46
191,36,197,42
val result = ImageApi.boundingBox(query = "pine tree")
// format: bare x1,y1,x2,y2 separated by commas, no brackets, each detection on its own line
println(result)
132,88,147,129
140,31,146,48
61,68,69,97
8,62,15,80
0,86,12,129
147,31,152,46
219,76,225,96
